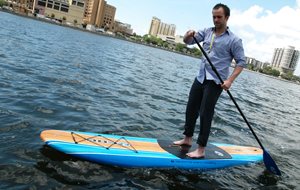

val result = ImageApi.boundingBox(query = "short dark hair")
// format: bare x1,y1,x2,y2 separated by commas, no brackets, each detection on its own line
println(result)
213,3,230,17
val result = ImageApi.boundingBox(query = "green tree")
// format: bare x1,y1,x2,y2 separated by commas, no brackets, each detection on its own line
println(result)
140,35,201,56
272,70,280,77
260,66,280,77
281,71,294,80
0,0,8,7
162,41,169,48
247,64,255,71
294,75,300,82
142,35,160,45
149,35,159,45
189,47,201,57
175,43,186,52
156,37,164,46
281,71,300,82
132,35,143,42
142,35,151,44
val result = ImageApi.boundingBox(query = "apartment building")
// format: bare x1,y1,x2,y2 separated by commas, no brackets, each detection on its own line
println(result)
113,20,133,35
245,57,269,70
83,0,115,30
35,0,85,24
271,46,300,74
4,0,35,13
156,34,184,45
149,17,176,37
101,3,115,29
5,0,115,28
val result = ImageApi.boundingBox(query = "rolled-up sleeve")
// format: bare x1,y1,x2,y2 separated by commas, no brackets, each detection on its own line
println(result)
232,38,246,68
185,29,206,45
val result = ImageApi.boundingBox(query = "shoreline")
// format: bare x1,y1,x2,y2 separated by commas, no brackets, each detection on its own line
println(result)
1,9,299,85
245,69,300,85
0,9,199,60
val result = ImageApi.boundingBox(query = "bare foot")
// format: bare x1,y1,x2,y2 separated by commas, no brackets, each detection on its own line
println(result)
173,137,192,146
186,146,205,158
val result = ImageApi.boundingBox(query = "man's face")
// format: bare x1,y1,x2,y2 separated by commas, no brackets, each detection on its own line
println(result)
212,8,229,29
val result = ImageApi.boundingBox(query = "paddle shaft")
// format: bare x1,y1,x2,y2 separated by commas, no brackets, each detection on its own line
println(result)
192,36,265,150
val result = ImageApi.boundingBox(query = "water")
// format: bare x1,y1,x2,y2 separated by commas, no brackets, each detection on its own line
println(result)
0,11,300,189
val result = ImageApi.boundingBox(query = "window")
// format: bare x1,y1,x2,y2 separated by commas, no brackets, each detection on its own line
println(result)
60,7,68,12
77,2,84,7
47,2,53,8
54,2,60,10
61,4,69,12
37,0,46,6
72,0,76,5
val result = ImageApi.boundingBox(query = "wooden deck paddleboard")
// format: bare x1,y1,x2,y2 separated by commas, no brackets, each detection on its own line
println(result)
40,130,263,170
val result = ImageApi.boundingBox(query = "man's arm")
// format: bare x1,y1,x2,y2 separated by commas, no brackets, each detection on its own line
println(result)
221,66,243,90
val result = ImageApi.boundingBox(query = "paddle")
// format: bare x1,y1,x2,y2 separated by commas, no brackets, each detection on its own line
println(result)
192,36,281,176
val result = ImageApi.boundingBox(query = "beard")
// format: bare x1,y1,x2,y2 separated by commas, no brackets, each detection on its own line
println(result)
214,22,224,29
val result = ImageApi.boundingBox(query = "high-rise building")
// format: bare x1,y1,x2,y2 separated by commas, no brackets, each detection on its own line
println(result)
271,46,300,74
113,20,133,35
83,0,115,30
4,0,35,13
34,0,85,24
101,3,115,29
148,17,176,37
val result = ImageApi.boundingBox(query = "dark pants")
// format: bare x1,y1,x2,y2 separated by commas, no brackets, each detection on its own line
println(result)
183,78,223,147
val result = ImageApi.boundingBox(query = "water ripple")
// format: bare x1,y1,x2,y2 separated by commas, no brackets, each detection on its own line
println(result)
0,11,299,189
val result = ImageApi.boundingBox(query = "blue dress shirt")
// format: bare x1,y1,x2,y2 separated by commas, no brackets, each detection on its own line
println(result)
188,27,246,84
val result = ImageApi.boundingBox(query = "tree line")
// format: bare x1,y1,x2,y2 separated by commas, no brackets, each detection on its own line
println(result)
248,64,300,83
122,34,202,57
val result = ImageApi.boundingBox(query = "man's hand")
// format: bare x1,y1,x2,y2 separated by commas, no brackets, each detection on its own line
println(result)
183,30,196,44
221,66,244,90
221,80,232,91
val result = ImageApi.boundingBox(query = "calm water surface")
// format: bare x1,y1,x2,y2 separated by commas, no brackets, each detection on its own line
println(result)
0,11,300,189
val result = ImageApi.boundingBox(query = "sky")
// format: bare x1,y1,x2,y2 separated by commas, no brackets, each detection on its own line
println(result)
107,0,300,75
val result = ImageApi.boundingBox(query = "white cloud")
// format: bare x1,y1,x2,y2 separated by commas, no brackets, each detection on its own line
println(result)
297,0,300,7
229,4,300,75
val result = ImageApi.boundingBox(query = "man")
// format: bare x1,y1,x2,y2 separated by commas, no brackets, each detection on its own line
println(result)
173,3,246,158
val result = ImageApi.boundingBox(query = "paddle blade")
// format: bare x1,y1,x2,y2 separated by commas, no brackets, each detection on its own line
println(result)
263,150,281,176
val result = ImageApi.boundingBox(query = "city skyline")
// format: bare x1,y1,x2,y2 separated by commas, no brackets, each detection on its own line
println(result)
107,0,300,75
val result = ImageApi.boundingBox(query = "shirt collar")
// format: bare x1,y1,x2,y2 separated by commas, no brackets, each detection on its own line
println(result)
211,27,230,35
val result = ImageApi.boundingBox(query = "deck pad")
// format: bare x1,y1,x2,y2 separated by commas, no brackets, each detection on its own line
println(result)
157,140,232,159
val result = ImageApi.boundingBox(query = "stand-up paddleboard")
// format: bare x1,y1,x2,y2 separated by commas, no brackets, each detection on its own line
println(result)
40,130,263,170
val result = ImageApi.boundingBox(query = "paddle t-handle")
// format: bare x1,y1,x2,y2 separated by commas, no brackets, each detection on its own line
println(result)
192,36,281,176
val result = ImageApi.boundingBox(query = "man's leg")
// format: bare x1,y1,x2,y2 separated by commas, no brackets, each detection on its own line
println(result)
187,80,222,157
197,80,223,146
173,78,203,145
